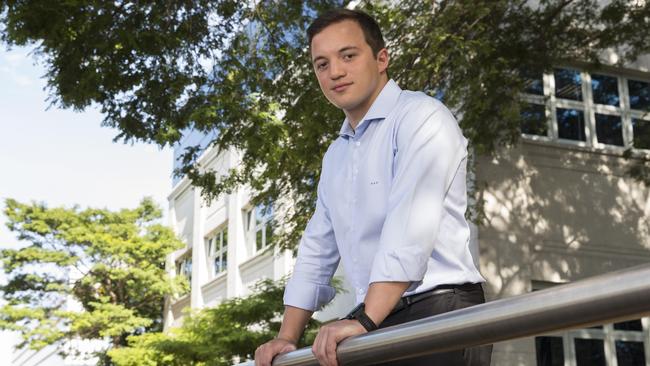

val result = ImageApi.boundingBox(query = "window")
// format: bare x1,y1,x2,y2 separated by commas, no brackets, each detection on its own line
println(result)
536,336,564,366
520,68,650,150
535,320,649,366
534,283,649,366
175,253,192,294
206,226,228,278
244,204,274,254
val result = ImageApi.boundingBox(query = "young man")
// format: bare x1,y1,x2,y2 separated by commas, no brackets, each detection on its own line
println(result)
255,9,491,366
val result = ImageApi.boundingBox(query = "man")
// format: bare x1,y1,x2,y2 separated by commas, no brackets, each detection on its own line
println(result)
255,8,491,366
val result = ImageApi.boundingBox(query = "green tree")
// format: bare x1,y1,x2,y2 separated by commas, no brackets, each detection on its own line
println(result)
1,0,648,248
0,198,185,359
107,278,324,366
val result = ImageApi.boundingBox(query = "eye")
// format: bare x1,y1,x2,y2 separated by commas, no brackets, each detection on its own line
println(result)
343,53,356,61
316,62,328,71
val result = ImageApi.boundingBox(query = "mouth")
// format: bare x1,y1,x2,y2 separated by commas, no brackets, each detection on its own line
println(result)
331,82,352,92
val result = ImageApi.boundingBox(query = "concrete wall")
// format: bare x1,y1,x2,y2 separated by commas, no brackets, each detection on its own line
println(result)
478,138,650,365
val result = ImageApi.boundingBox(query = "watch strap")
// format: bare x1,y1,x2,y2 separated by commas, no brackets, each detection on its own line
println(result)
343,303,378,332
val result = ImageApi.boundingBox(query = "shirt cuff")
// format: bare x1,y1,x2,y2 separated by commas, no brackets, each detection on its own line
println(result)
283,277,336,311
368,246,429,292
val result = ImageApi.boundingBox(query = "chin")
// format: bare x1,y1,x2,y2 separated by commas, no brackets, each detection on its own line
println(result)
328,94,354,108
326,97,349,110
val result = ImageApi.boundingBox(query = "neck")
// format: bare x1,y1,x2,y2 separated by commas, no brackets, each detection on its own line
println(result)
345,77,389,130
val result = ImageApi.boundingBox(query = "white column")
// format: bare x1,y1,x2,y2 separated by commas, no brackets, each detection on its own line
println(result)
227,148,246,298
191,188,207,309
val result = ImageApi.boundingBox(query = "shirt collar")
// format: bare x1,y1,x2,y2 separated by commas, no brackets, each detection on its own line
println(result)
339,79,402,138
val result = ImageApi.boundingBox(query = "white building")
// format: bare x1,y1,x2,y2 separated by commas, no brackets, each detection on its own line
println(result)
163,138,355,332
164,59,650,366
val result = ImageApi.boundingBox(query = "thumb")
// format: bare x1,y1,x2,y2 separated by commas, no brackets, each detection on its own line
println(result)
279,343,297,354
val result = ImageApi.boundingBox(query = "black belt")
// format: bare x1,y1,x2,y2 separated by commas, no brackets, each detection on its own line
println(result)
391,283,481,314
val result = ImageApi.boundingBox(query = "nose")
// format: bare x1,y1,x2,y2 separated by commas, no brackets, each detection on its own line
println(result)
329,59,346,80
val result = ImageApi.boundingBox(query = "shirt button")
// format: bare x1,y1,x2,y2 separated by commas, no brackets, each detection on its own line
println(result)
357,288,365,294
355,141,361,147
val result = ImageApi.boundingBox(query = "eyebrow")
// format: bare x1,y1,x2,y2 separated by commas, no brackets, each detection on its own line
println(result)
312,46,361,64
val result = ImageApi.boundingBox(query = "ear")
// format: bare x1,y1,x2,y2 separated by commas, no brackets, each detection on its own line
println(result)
376,48,389,74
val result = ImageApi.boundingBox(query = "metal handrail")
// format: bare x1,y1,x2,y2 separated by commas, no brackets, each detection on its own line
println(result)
236,264,650,366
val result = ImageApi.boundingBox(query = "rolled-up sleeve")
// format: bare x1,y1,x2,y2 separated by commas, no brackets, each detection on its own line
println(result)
369,100,467,290
283,168,340,311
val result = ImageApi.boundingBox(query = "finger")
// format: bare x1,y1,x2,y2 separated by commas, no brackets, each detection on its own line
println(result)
254,346,264,366
312,330,321,358
325,334,338,366
322,330,335,366
313,328,327,365
256,344,273,366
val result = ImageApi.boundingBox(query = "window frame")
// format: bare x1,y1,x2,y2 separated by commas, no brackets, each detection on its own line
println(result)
205,224,228,279
243,203,274,256
175,251,192,289
533,281,650,365
520,67,650,152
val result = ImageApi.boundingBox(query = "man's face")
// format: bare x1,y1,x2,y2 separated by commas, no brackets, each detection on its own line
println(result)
310,20,388,120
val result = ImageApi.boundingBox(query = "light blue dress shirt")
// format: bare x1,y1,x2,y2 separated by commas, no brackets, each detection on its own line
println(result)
284,80,485,310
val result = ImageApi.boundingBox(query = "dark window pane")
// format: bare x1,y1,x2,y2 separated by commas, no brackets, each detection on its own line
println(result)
222,251,227,272
535,337,564,366
614,319,643,331
224,228,228,247
616,341,645,366
557,108,586,141
633,119,650,149
266,223,274,246
256,228,263,251
595,114,624,146
629,79,650,111
523,70,544,95
521,104,548,136
214,257,221,274
592,74,620,106
575,339,606,366
555,69,583,101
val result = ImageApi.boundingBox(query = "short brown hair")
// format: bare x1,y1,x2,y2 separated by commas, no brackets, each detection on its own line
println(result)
307,8,386,57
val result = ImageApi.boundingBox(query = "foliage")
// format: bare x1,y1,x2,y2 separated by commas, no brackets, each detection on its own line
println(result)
0,198,185,356
107,278,325,366
1,1,649,250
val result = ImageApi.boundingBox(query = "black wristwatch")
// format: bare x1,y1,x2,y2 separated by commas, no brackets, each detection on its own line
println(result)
342,302,378,332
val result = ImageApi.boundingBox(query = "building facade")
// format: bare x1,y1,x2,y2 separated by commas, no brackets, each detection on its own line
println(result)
480,60,650,365
163,137,355,331
164,62,650,365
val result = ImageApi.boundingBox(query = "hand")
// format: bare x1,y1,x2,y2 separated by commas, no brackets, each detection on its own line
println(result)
255,338,297,366
312,319,366,366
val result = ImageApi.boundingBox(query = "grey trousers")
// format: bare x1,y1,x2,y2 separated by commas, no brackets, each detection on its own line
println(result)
375,283,492,366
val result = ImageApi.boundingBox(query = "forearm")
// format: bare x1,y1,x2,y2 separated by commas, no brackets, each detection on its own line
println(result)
364,281,410,326
277,305,314,344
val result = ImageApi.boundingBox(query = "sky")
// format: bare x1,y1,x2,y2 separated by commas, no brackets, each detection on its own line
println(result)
0,46,174,364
